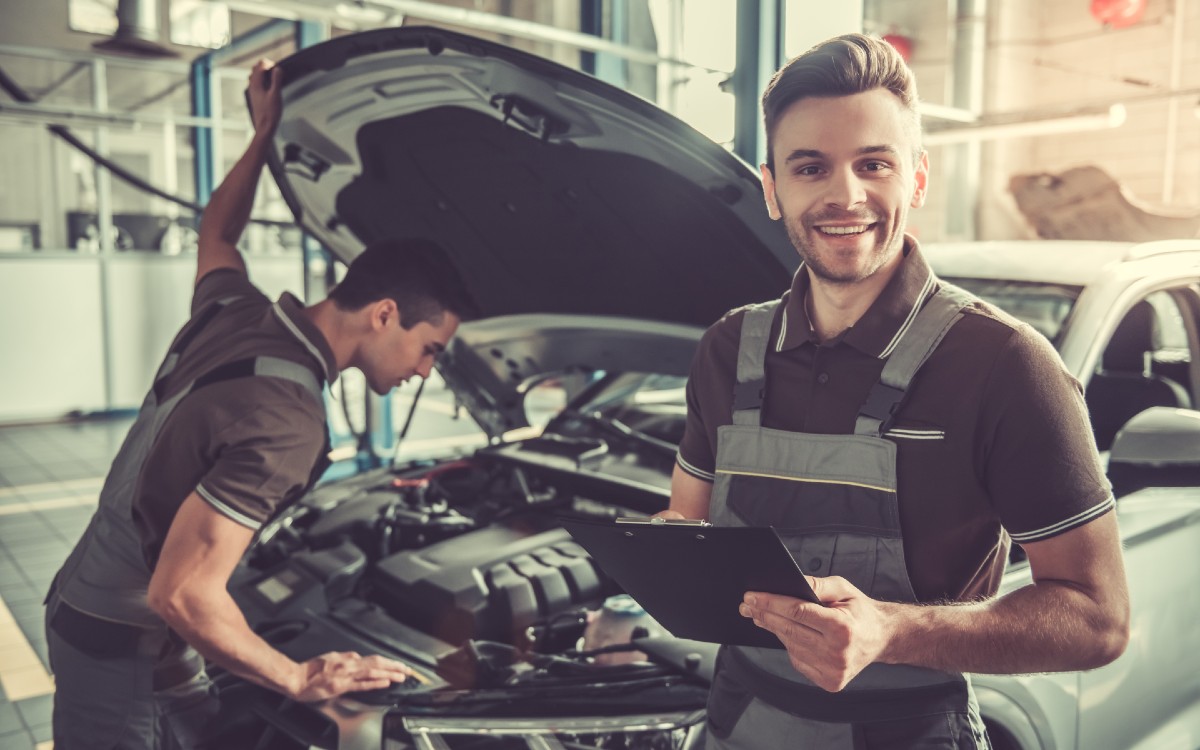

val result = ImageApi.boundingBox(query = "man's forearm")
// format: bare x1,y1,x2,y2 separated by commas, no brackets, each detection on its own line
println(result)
879,580,1128,674
198,132,272,250
156,585,303,697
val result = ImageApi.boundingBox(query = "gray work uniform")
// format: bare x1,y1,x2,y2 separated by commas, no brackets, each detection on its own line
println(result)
45,292,330,750
705,286,990,749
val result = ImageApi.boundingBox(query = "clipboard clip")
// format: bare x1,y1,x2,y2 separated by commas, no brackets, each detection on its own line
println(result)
616,517,712,527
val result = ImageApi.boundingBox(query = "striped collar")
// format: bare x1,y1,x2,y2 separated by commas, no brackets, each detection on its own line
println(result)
272,293,339,384
774,235,938,359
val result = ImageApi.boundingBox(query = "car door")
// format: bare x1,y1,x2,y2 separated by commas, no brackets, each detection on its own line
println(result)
1075,283,1200,750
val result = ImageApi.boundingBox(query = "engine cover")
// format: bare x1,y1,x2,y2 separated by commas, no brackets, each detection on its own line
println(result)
370,518,606,646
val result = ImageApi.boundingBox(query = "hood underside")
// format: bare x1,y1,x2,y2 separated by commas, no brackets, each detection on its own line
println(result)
270,26,797,328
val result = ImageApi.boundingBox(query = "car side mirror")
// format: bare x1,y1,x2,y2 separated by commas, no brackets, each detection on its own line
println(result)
1108,407,1200,496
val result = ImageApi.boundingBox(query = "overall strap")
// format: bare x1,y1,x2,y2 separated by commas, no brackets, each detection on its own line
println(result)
854,283,974,437
153,295,243,398
732,301,780,427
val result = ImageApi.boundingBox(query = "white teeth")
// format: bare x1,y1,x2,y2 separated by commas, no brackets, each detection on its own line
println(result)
818,225,870,235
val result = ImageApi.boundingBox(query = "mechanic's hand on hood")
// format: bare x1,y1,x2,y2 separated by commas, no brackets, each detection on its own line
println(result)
293,651,417,702
246,59,283,136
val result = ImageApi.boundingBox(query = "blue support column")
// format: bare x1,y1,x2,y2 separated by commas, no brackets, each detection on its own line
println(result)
295,19,327,51
190,18,298,206
595,0,627,87
732,0,784,167
190,56,214,206
579,0,628,88
580,0,603,74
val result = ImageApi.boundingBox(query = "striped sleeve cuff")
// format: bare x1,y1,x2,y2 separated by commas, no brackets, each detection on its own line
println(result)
676,453,715,483
195,484,264,531
1008,495,1116,544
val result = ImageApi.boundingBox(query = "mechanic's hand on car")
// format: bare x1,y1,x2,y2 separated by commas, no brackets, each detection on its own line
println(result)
246,59,283,136
292,651,416,702
740,576,890,693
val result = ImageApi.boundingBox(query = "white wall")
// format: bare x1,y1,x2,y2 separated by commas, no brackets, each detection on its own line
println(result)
0,256,108,421
980,0,1200,238
0,254,304,422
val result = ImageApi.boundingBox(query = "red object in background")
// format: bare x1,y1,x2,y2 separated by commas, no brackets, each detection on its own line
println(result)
1090,0,1147,29
882,32,913,63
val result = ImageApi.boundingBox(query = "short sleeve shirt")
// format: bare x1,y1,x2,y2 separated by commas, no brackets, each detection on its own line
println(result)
676,240,1113,602
132,270,338,566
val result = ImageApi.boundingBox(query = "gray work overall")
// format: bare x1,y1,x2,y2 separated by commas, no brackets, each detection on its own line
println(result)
705,286,991,750
46,294,329,750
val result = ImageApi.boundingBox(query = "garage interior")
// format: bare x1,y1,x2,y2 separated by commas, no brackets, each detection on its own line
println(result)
1,1,1198,748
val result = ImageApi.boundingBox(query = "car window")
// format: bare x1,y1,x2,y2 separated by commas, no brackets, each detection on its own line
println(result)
1084,288,1197,450
521,371,599,434
386,370,489,463
942,277,1080,345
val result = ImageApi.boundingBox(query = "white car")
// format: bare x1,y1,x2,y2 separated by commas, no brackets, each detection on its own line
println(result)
208,26,1200,750
927,240,1200,750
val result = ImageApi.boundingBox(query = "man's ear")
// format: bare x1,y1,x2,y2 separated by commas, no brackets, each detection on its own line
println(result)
760,163,781,220
369,298,399,331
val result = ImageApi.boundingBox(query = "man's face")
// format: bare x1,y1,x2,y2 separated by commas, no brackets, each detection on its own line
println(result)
360,305,460,395
760,88,928,286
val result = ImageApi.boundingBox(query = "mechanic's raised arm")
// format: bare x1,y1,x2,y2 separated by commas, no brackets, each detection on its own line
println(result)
195,59,282,286
741,512,1130,693
147,493,415,702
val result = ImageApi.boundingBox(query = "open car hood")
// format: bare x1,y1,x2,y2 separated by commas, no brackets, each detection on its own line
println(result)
270,26,795,324
269,27,797,432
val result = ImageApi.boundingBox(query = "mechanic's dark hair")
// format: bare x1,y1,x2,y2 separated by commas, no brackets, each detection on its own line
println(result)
329,238,478,328
762,33,921,174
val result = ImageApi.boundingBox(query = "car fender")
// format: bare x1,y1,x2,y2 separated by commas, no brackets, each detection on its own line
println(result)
974,673,1078,750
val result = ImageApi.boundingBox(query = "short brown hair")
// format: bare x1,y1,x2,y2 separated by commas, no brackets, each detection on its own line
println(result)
762,33,921,173
329,238,478,328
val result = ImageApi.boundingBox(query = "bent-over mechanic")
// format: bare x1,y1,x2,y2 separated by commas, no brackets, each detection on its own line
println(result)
45,60,477,749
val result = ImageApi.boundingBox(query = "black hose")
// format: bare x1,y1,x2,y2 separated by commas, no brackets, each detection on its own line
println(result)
0,62,280,222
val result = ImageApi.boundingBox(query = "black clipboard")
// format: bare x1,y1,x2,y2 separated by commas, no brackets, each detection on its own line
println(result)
559,517,819,649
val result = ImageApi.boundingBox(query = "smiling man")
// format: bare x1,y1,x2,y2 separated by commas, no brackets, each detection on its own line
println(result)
45,60,475,750
667,34,1129,749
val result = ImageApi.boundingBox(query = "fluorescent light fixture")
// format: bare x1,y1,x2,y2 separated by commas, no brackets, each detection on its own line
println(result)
924,104,1126,146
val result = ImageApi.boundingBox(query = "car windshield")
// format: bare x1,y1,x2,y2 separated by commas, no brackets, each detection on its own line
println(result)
944,277,1083,346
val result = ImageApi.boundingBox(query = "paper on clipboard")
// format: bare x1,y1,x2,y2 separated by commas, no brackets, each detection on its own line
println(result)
559,516,820,649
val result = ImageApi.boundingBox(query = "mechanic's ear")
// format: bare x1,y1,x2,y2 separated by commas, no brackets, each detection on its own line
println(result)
760,163,781,221
910,150,930,209
369,298,399,331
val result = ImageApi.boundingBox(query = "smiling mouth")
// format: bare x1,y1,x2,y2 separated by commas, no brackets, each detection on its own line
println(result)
817,224,873,236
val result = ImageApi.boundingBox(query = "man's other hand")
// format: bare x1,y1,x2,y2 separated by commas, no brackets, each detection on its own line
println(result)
292,651,417,702
739,576,891,693
247,59,283,136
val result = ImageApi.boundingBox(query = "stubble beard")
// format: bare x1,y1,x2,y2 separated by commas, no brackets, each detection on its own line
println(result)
780,205,906,287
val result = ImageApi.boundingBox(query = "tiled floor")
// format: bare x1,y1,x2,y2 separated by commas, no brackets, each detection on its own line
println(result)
0,415,133,750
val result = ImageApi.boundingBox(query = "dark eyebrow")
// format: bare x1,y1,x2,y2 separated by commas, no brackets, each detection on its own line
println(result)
430,342,446,354
860,145,901,157
783,145,901,164
783,149,824,164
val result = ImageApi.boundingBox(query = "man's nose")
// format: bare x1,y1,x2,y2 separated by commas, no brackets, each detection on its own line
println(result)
825,167,867,209
416,358,434,379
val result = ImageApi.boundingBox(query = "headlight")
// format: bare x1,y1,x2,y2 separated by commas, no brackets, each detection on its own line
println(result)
395,710,706,749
